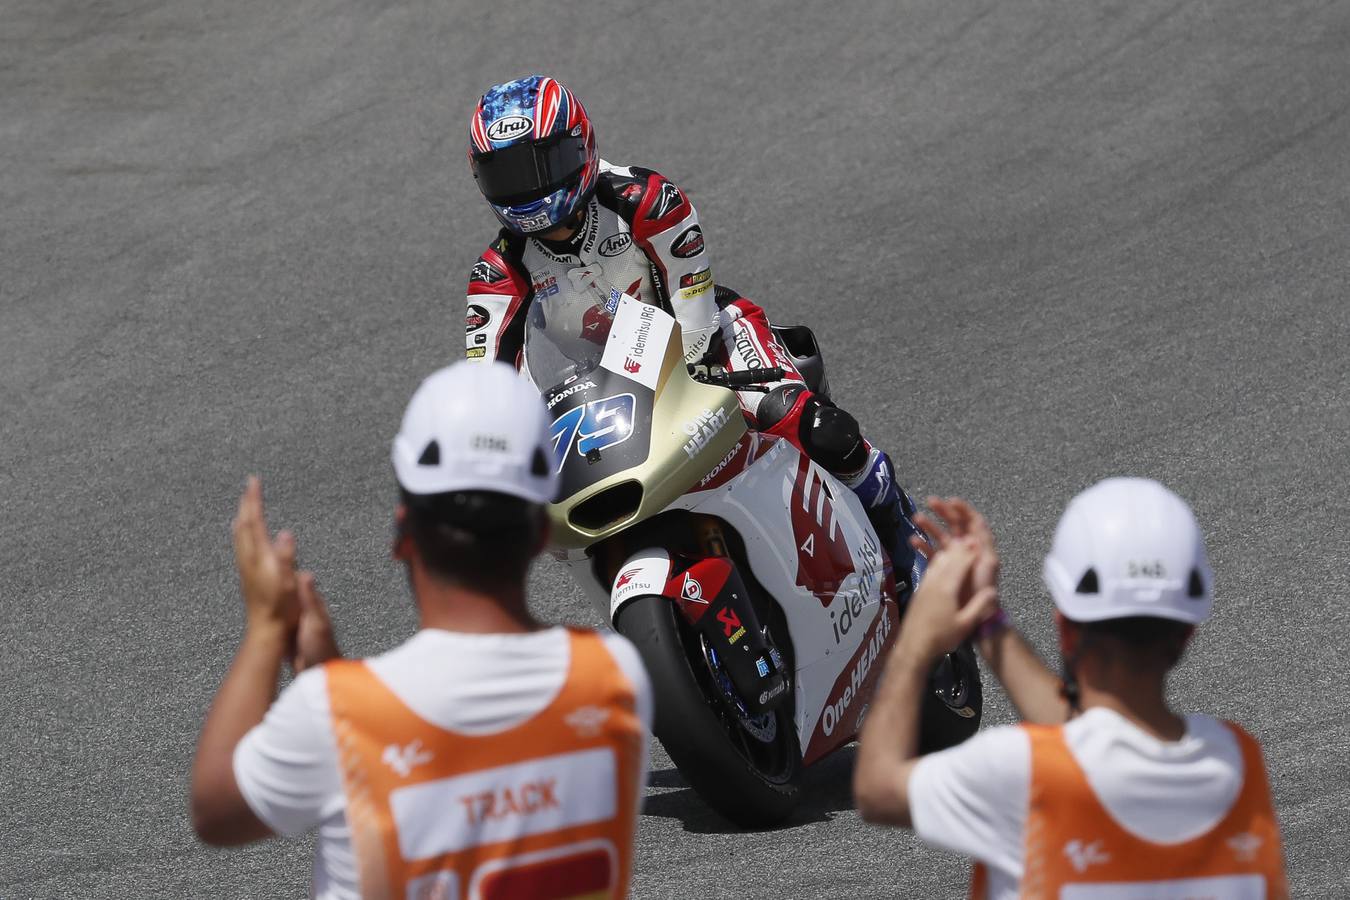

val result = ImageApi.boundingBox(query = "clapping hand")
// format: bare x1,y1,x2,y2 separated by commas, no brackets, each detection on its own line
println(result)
912,497,1001,609
895,497,1003,662
232,477,301,637
897,538,1000,662
231,477,340,668
292,571,340,672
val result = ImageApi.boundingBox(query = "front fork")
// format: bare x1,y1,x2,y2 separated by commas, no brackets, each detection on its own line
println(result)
606,516,791,716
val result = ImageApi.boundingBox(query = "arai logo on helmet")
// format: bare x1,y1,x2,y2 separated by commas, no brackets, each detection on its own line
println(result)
486,115,533,142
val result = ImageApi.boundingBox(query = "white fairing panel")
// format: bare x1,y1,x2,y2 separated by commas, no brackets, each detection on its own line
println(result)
558,432,890,756
676,437,889,749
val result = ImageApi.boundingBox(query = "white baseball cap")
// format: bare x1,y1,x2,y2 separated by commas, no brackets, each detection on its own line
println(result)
1043,477,1213,625
391,361,558,504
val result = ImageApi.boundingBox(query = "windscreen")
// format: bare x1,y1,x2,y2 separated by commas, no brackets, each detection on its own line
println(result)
523,293,617,393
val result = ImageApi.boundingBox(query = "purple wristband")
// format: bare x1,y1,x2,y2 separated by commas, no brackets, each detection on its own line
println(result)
976,607,1010,640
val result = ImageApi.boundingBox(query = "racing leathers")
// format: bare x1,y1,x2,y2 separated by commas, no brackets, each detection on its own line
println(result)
463,161,924,588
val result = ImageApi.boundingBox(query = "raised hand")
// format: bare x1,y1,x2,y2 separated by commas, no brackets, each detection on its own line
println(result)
291,571,341,672
897,539,1000,661
231,476,301,636
914,496,1000,598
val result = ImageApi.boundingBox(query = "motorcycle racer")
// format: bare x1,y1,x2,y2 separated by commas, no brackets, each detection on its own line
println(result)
462,75,922,584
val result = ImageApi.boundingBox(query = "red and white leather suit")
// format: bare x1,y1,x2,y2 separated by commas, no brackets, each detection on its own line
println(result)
463,161,805,426
461,161,924,589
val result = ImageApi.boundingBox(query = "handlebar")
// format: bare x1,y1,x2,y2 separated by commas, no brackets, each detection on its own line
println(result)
688,365,787,391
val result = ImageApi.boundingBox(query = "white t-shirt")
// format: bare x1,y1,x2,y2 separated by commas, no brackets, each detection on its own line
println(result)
233,627,653,900
908,707,1246,900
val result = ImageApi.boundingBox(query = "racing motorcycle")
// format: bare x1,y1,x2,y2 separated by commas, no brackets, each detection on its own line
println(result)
524,289,981,827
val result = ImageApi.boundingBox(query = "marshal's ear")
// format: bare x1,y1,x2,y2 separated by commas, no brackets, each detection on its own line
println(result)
531,508,551,558
392,504,413,562
1054,610,1080,658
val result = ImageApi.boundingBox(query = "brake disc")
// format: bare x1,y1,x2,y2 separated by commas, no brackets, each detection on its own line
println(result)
702,638,777,743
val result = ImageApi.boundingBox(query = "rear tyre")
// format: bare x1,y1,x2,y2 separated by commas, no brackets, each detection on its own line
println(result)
614,594,801,828
917,639,983,754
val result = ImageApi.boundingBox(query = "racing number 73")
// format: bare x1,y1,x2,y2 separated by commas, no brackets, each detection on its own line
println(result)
549,394,637,472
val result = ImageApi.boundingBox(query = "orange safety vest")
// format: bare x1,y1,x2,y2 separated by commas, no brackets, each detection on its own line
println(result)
971,721,1288,900
324,629,643,900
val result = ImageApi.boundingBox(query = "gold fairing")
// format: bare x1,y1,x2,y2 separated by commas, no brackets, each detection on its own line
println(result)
547,324,746,551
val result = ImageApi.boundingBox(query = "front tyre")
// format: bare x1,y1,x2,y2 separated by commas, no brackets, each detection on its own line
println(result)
613,594,801,827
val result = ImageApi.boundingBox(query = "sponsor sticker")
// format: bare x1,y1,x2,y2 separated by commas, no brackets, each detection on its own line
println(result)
679,280,711,300
732,326,773,369
681,406,729,459
466,303,491,333
597,232,632,257
610,554,671,619
467,347,486,359
829,586,869,645
533,274,559,301
716,607,746,644
695,436,752,491
758,681,787,706
670,225,705,259
679,268,712,290
546,379,598,410
517,211,553,232
755,657,770,677
699,442,741,486
599,295,674,390
820,607,892,737
486,115,533,142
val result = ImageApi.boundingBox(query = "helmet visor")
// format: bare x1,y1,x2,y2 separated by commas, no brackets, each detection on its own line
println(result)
472,133,588,206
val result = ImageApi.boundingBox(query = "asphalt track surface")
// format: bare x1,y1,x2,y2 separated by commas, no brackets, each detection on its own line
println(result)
4,1,1349,897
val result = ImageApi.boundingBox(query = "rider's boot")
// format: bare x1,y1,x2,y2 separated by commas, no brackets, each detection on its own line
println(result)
839,448,928,598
